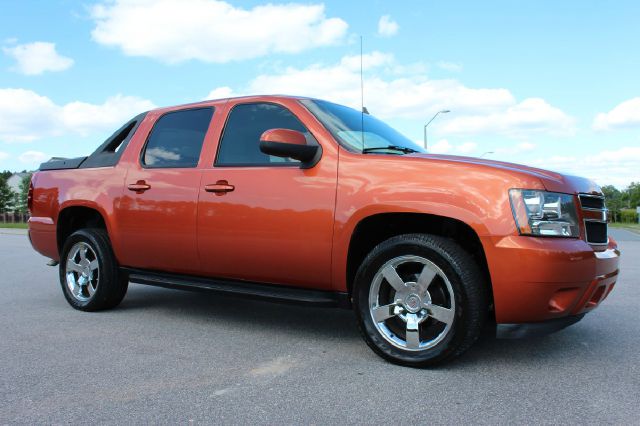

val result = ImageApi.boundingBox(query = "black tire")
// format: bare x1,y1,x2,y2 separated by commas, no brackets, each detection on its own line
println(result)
353,233,488,367
59,228,128,311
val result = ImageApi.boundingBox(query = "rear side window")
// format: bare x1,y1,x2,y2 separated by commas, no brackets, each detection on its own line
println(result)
215,103,315,166
142,108,213,168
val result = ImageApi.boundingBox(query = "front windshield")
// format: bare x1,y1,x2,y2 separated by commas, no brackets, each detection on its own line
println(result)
300,99,426,154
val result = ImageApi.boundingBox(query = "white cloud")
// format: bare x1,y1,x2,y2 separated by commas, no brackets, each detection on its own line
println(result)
0,151,9,161
2,42,74,75
439,98,575,138
339,51,394,71
208,52,573,138
427,139,478,155
91,0,348,64
61,94,155,136
456,142,478,153
529,146,640,188
593,98,640,131
0,89,59,142
494,142,537,155
517,142,536,151
206,86,234,100
144,147,181,165
18,151,49,165
437,61,463,73
429,139,452,154
0,88,155,142
225,53,514,118
378,15,399,37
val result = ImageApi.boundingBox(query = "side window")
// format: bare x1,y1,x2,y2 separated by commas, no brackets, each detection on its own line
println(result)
142,108,213,168
216,103,315,166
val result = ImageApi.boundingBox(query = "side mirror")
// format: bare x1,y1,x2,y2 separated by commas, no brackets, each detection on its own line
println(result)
259,129,321,168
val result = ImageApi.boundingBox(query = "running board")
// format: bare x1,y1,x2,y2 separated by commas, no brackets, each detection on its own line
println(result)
123,268,351,309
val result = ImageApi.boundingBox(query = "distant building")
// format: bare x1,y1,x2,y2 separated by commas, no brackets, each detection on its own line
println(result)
7,172,30,194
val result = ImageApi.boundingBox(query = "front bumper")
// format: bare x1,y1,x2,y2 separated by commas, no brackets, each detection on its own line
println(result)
482,235,620,324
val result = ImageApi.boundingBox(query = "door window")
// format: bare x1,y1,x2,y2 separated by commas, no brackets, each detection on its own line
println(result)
215,103,315,166
142,108,213,168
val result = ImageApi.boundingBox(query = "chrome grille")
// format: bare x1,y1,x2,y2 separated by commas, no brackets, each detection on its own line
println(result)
578,194,608,245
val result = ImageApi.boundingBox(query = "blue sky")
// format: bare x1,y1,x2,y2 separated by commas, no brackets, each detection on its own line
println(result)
1,0,639,187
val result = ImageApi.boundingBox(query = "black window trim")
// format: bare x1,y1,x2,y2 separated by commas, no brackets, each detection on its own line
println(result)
79,111,148,169
139,106,215,170
213,101,318,168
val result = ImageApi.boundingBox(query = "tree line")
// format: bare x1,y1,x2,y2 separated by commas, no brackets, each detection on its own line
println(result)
601,183,639,223
0,170,32,214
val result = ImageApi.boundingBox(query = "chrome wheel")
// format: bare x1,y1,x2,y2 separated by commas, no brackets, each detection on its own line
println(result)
368,255,455,351
65,242,100,302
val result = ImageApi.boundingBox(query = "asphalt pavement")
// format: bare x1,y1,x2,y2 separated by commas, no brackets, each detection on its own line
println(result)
1,228,639,424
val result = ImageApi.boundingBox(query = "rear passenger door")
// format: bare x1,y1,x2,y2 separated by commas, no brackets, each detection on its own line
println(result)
197,101,338,289
115,107,213,275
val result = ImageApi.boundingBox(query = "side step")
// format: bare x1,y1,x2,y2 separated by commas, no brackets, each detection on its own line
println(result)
123,268,351,309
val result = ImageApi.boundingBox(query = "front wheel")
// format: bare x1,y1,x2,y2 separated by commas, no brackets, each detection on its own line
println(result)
59,228,128,311
353,234,488,367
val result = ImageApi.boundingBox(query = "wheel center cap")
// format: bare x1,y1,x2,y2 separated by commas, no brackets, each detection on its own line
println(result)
404,294,422,313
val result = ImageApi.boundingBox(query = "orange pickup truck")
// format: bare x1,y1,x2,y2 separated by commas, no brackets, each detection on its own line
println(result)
28,95,620,366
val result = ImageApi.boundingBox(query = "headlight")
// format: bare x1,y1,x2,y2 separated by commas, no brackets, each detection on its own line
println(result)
509,189,579,237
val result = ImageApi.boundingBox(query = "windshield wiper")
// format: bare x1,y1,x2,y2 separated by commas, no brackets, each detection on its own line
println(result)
362,145,419,154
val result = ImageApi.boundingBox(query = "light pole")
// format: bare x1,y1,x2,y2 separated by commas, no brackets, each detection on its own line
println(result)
424,110,450,150
480,151,494,158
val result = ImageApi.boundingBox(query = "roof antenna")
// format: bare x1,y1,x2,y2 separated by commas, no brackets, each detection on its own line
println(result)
360,35,365,152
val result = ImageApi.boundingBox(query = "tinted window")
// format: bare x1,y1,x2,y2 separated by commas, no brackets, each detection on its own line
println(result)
216,103,315,165
142,108,213,168
301,99,425,154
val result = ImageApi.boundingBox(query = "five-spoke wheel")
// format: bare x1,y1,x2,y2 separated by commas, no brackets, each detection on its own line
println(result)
59,228,128,311
65,242,100,302
369,255,455,351
354,233,488,367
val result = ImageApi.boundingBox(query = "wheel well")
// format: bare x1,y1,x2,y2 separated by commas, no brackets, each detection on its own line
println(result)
346,213,493,305
57,207,107,254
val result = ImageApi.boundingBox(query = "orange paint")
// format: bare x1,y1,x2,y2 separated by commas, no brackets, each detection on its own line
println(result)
28,95,620,325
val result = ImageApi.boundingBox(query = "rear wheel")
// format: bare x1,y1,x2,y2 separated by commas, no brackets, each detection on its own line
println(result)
354,233,488,367
59,228,128,311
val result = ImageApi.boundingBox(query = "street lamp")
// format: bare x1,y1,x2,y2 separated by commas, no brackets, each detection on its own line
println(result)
424,110,450,150
480,151,494,158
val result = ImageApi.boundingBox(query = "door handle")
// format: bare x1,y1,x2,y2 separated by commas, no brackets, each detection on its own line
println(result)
127,180,151,193
204,180,235,195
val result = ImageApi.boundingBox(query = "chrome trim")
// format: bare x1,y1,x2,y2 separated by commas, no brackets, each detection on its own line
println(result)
368,255,455,352
578,193,605,200
582,208,608,222
578,193,608,245
65,241,100,302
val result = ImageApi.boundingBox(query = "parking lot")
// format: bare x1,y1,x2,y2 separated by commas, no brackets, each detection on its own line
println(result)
1,228,638,424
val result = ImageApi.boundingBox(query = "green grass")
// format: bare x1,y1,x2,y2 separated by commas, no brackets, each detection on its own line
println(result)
0,222,28,229
610,222,640,233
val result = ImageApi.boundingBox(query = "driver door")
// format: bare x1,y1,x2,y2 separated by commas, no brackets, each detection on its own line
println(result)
196,101,337,289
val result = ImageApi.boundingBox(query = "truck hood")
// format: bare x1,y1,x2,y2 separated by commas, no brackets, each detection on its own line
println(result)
409,153,602,195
